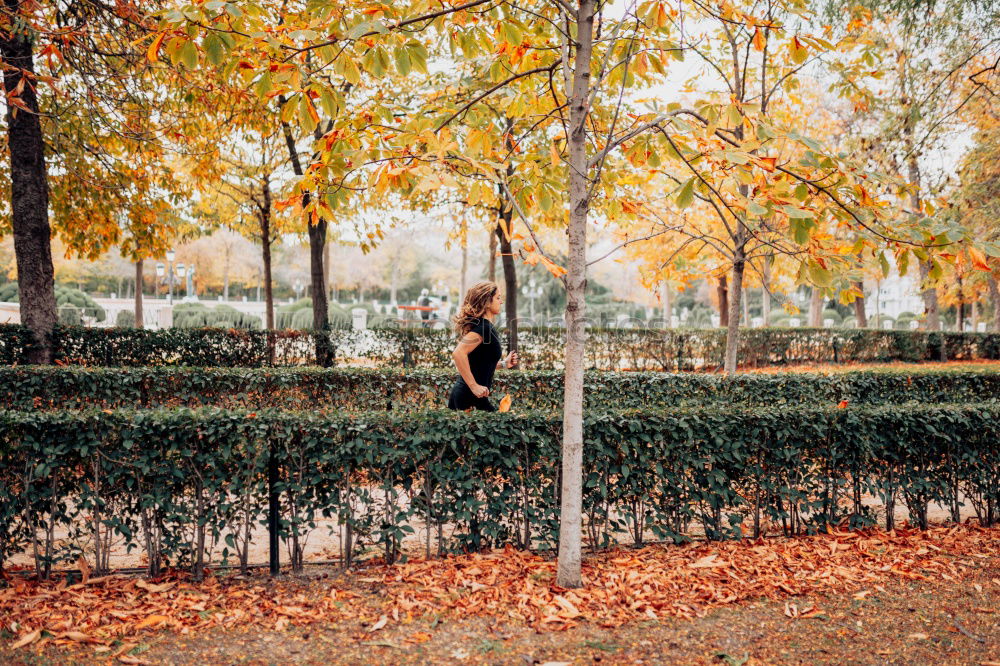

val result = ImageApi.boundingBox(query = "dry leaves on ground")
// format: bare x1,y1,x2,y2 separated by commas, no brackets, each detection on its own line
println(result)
3,523,999,655
383,524,1000,630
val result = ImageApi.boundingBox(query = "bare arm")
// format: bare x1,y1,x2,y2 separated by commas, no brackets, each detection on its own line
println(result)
452,332,489,398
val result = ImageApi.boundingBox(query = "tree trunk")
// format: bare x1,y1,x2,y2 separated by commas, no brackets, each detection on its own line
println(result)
1,6,57,362
557,0,595,590
496,211,518,352
761,255,772,325
460,219,468,301
918,260,940,330
809,288,822,327
971,299,978,333
281,119,331,365
724,257,745,375
324,237,332,303
989,274,1000,332
223,242,231,301
717,276,729,328
661,281,671,327
260,183,274,332
487,228,497,283
853,282,867,328
134,260,143,328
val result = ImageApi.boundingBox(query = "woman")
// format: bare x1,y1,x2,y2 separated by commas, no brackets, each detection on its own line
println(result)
448,281,518,411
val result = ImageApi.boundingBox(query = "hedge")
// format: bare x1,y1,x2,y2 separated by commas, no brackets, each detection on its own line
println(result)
2,366,999,412
1,324,999,369
2,404,998,576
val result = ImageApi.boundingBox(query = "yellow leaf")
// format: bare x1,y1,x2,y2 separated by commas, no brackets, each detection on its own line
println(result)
498,394,512,412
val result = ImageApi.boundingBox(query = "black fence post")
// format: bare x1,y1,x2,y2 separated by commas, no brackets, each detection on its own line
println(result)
268,442,280,576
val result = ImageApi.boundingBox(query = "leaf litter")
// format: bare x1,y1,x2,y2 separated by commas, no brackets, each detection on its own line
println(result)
3,523,998,656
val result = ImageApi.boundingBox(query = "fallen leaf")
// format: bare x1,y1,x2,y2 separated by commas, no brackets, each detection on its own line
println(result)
11,629,40,649
134,614,169,630
908,633,929,640
119,656,154,665
368,615,388,632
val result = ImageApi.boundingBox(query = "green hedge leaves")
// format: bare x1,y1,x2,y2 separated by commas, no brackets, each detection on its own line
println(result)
1,366,998,412
1,323,999,369
3,404,999,575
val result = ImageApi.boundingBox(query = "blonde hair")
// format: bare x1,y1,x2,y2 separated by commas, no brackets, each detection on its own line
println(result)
453,281,499,336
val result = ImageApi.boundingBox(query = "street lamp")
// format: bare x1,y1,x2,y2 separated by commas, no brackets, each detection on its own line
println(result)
165,250,176,303
521,278,543,322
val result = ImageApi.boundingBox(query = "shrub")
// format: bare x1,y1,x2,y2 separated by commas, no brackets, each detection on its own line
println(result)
2,404,997,573
115,310,137,328
1,366,998,412
1,324,999,369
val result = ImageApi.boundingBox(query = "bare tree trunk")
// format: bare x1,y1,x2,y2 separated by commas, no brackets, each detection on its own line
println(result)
134,260,143,328
460,218,468,300
853,282,867,328
724,256,745,374
324,238,332,303
281,118,332,365
557,0,595,590
717,276,729,328
496,204,518,350
260,183,274,331
971,299,979,332
809,288,822,327
989,274,1000,332
661,281,671,327
761,255,772,325
488,229,497,283
223,242,231,301
2,8,57,362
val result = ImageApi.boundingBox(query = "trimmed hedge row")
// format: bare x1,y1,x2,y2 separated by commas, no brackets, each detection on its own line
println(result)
2,323,999,369
2,366,1000,412
3,404,998,575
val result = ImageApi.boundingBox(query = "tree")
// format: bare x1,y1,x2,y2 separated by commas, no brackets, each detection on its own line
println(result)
825,0,1000,330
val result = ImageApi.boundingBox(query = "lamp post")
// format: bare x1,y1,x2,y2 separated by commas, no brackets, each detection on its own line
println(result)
521,278,543,322
165,249,176,303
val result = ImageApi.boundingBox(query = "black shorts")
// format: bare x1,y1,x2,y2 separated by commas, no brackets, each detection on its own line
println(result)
447,381,496,412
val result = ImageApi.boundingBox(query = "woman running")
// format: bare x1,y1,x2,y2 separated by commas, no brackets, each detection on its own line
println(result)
448,281,518,411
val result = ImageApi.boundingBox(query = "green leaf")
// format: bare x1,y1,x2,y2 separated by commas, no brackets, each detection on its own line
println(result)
676,178,695,209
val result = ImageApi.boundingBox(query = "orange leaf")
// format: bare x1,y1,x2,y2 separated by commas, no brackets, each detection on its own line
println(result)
752,28,766,51
837,399,849,409
756,156,776,172
134,614,169,630
147,32,166,63
498,394,512,412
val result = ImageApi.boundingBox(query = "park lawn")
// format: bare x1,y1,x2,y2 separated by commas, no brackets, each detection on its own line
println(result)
2,523,999,665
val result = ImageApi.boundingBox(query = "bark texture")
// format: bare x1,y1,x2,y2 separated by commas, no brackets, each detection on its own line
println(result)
724,258,745,375
989,274,1000,332
495,221,518,351
282,119,332,366
717,276,729,328
2,4,57,362
853,281,868,328
557,0,594,590
134,260,143,328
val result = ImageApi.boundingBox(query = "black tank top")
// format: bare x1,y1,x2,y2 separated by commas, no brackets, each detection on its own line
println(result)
464,317,502,388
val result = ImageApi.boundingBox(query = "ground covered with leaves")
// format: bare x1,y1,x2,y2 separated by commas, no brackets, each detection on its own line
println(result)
3,523,999,664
